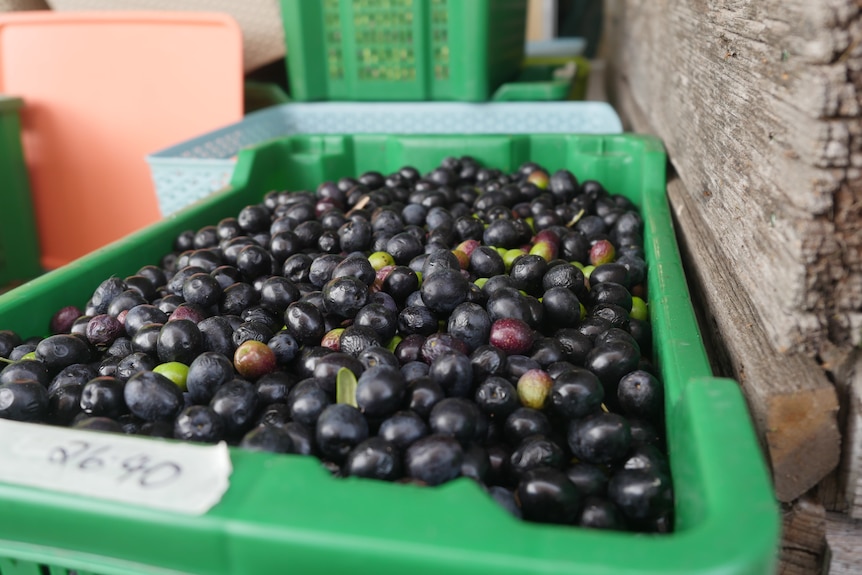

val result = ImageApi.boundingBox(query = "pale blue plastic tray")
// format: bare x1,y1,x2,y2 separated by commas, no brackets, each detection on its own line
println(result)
146,101,622,216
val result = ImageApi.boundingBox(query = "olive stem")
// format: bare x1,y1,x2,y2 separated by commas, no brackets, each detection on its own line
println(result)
346,195,371,217
565,208,586,228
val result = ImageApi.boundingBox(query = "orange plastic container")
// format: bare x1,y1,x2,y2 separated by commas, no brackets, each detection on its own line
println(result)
0,11,243,269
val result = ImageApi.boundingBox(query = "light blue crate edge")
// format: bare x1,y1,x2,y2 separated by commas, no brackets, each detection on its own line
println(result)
525,38,587,58
146,101,623,216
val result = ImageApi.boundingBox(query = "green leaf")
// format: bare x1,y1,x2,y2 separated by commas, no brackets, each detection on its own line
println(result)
336,367,358,408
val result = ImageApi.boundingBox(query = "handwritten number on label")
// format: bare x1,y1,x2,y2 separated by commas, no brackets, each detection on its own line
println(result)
139,461,182,488
48,441,182,489
118,455,182,488
0,419,229,515
48,439,90,465
78,445,110,471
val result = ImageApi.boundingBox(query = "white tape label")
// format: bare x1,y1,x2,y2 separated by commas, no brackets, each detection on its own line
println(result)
0,418,232,515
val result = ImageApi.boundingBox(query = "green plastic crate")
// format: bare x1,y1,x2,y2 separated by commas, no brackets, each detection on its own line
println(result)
243,81,291,114
0,134,779,575
491,57,590,101
0,96,41,290
280,0,528,101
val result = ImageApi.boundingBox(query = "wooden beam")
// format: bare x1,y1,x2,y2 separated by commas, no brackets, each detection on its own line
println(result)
780,496,827,575
818,347,862,519
604,0,862,356
825,512,862,575
612,70,841,501
666,173,841,502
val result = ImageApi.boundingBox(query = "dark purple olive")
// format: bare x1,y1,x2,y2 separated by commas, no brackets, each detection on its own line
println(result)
339,325,383,358
196,316,235,357
354,303,398,343
541,287,581,329
607,468,674,529
420,269,469,316
378,410,428,450
404,434,464,486
343,437,402,481
590,263,631,289
285,302,325,346
428,351,473,398
404,376,445,419
49,307,83,335
48,363,96,393
240,424,296,454
315,403,369,464
567,412,632,465
428,397,481,444
550,368,604,419
267,331,299,366
1,359,51,387
332,254,376,285
566,462,610,498
509,435,566,479
124,305,169,337
517,467,581,524
286,378,331,428
356,366,406,418
504,407,551,445
80,376,127,419
35,335,91,374
474,376,519,418
174,405,225,443
47,384,83,425
509,255,548,297
0,381,49,422
254,372,294,406
447,303,491,353
313,352,364,394
397,306,439,337
209,379,260,439
186,351,235,405
156,319,202,364
578,496,627,530
322,276,369,319
308,254,344,289
584,341,641,406
459,443,491,483
381,266,419,305
394,333,425,365
617,370,664,425
124,370,183,422
420,333,470,364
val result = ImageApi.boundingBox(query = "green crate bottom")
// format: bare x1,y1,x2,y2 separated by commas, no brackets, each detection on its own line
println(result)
1,554,100,575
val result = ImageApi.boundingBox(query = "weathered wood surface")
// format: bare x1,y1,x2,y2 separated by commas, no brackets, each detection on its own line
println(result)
603,0,862,506
604,0,862,357
614,73,843,502
664,174,841,502
817,346,862,519
0,0,50,10
825,512,862,575
779,496,828,575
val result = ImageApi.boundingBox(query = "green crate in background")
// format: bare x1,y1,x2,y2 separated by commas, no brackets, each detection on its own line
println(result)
243,81,291,114
280,0,528,101
491,56,590,101
0,96,40,290
0,134,778,575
